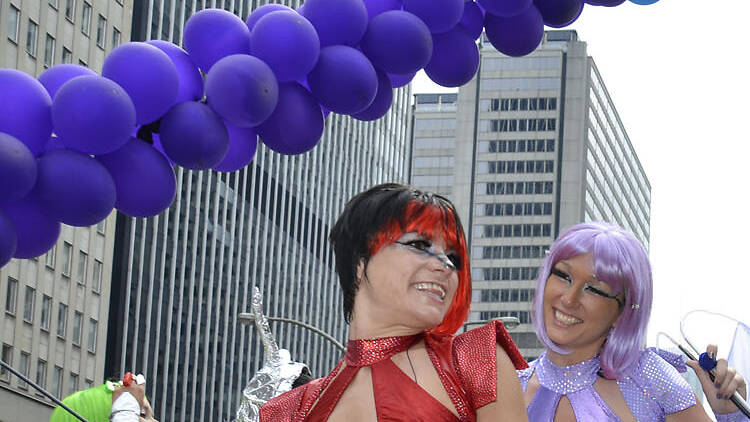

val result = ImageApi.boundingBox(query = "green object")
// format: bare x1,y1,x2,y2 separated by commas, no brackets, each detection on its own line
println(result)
49,383,113,422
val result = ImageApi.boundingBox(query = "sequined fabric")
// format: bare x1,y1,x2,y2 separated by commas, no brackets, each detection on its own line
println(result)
519,348,697,422
717,410,750,422
260,321,526,421
345,335,418,367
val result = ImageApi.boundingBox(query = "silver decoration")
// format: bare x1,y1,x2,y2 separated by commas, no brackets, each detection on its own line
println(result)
234,287,308,422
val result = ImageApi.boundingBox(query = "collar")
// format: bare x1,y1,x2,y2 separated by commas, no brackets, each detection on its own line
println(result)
536,352,601,394
345,334,420,367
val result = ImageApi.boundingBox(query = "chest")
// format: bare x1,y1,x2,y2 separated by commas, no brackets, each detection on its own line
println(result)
316,350,463,422
524,374,637,422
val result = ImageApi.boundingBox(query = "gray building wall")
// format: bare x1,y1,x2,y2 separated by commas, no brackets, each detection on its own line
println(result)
0,0,130,417
105,2,413,422
411,30,650,361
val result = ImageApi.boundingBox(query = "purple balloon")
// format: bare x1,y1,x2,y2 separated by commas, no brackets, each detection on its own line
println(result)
184,8,251,72
363,0,402,20
33,149,116,227
96,138,176,218
0,210,16,267
460,1,485,40
2,195,60,259
0,69,53,156
388,72,416,88
478,0,532,17
146,40,204,104
361,10,433,75
213,124,258,172
307,46,378,114
245,4,294,32
352,69,393,121
424,26,479,87
150,133,175,166
403,0,464,33
159,102,229,170
301,0,368,46
585,0,626,5
250,11,320,82
52,75,136,155
205,54,279,128
257,82,324,155
484,6,543,57
37,64,97,99
534,0,583,27
0,133,37,204
102,42,179,125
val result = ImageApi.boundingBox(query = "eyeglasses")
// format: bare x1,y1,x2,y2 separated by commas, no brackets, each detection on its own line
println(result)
394,239,461,271
549,267,624,307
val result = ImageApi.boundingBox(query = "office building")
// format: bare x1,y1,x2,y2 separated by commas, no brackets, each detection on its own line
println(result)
411,30,651,360
104,2,413,421
0,0,131,418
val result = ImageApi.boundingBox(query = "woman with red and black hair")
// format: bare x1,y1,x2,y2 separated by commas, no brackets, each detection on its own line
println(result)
260,183,529,421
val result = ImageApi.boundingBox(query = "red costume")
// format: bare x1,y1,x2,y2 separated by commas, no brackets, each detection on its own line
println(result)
260,320,527,422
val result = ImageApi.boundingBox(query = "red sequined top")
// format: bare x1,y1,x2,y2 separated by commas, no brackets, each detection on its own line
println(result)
259,320,527,422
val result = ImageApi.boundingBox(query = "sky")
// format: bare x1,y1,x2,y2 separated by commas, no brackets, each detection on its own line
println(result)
413,0,750,356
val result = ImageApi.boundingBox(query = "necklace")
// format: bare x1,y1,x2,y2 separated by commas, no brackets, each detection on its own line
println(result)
405,347,418,384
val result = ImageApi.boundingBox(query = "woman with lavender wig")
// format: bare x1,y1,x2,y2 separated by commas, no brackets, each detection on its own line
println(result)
520,222,747,422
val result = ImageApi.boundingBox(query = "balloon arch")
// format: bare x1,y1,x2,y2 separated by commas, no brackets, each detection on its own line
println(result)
0,0,658,267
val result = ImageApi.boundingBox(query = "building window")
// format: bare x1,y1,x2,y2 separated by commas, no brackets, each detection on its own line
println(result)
62,47,73,63
46,244,56,268
40,295,52,331
44,34,55,67
7,5,21,42
96,219,106,234
68,372,78,394
92,259,102,293
111,26,121,47
96,14,106,47
77,251,87,285
65,0,75,21
62,242,72,277
5,277,18,315
79,58,87,67
57,303,68,338
24,19,39,57
81,2,92,35
72,311,83,346
84,379,93,389
18,351,30,389
36,360,47,394
52,366,63,398
0,344,12,382
87,319,97,353
49,0,58,9
23,286,35,323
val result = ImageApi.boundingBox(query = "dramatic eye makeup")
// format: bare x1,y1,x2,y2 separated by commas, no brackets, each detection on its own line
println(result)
395,234,462,271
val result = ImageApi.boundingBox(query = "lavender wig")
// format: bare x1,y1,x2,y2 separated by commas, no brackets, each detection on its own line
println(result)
531,221,653,379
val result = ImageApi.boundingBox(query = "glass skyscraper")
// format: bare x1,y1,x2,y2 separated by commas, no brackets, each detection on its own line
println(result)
105,2,413,421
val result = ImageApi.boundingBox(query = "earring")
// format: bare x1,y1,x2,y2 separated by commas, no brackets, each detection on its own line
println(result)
631,303,640,310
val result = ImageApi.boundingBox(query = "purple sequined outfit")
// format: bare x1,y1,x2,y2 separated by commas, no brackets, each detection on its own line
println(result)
518,348,719,422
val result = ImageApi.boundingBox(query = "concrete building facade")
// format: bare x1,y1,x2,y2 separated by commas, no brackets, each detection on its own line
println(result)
104,2,413,422
0,0,131,418
411,30,651,361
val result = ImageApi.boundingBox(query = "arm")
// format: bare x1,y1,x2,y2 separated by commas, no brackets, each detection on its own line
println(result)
476,346,529,422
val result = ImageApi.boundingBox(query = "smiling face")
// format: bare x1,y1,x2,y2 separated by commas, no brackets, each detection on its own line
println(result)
353,231,460,336
543,253,623,363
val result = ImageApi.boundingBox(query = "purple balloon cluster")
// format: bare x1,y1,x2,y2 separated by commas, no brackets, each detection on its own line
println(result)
0,0,646,267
